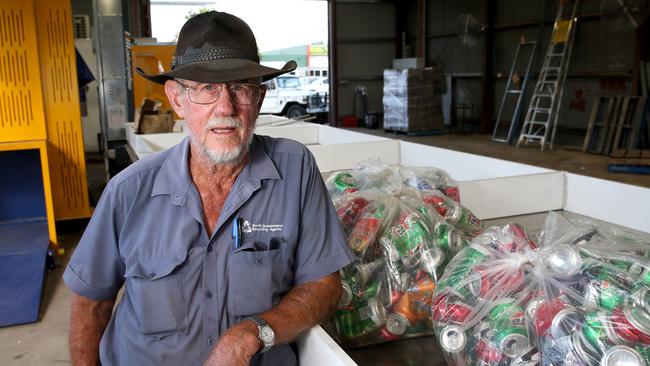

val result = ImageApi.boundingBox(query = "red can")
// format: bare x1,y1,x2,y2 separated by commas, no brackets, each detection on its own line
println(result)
442,186,460,203
476,338,501,365
336,197,369,231
611,307,650,344
533,296,571,336
431,293,473,323
348,216,381,253
377,326,401,341
422,194,447,217
470,266,525,300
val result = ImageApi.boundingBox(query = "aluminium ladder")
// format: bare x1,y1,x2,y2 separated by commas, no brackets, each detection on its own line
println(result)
492,40,537,144
517,0,580,150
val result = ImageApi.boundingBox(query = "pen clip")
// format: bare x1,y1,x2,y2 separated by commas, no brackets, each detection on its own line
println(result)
232,218,241,250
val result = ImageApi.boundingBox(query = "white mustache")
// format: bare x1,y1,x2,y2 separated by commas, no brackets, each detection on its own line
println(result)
204,117,242,131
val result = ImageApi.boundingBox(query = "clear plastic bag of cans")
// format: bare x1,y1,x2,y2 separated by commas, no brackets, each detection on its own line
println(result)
324,159,461,203
330,189,471,348
399,165,461,203
432,211,650,366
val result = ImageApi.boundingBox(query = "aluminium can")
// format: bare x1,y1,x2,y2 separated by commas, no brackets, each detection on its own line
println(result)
550,307,585,339
339,281,353,308
601,345,646,366
439,324,467,354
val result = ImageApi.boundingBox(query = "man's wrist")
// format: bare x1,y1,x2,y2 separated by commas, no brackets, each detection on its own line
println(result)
239,319,264,355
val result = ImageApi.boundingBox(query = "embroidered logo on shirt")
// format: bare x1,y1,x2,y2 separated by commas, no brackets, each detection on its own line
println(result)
241,220,283,233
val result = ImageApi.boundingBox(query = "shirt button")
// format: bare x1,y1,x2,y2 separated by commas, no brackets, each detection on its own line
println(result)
207,336,214,345
205,290,213,298
256,258,263,264
147,272,156,278
207,244,213,252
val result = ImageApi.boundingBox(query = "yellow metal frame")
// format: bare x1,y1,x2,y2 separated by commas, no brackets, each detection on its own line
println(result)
551,19,573,44
0,0,47,142
34,0,92,220
0,140,59,253
131,44,179,118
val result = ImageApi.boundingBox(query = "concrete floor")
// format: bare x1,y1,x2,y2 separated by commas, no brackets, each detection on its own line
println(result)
0,227,80,365
1,130,648,365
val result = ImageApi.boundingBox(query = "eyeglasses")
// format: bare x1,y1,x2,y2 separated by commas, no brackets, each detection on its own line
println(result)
175,80,263,105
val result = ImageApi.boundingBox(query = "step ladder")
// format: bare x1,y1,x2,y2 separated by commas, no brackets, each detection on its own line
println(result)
517,0,580,150
492,40,537,144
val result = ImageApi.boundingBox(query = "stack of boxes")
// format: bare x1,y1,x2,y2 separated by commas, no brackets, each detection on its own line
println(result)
383,65,444,133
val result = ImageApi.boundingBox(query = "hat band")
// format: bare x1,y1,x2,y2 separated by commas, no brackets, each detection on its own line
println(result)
171,47,258,69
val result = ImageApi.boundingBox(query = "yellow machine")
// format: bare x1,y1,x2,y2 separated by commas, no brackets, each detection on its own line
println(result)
1,0,92,253
131,44,179,118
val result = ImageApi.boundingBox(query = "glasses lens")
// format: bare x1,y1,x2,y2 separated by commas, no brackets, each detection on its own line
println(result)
186,82,261,105
191,83,221,104
229,83,261,105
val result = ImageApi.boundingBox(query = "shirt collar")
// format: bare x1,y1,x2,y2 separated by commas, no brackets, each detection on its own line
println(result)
151,135,281,205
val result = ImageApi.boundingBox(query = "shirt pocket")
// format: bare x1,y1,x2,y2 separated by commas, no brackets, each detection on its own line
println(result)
124,253,188,338
227,240,288,317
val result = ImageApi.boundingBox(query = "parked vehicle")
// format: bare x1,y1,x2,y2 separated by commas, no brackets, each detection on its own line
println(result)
260,75,309,118
260,75,330,119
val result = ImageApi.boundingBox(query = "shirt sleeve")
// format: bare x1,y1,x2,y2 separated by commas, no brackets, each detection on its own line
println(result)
293,150,356,285
63,182,126,301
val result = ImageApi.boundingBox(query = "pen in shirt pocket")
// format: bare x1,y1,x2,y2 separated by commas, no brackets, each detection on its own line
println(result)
232,218,242,250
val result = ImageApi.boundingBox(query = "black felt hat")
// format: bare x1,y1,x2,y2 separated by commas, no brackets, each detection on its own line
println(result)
136,11,296,84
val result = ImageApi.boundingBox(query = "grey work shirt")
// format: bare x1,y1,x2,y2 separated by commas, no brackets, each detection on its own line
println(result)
63,135,355,366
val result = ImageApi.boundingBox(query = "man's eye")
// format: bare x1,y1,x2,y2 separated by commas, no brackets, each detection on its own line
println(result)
230,84,243,93
201,84,216,92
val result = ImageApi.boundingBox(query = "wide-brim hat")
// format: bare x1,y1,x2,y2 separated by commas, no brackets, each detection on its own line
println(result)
136,11,296,85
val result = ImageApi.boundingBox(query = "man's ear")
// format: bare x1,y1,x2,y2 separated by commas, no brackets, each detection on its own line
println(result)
164,79,186,118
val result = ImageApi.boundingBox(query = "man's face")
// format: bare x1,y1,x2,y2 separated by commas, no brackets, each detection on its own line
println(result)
165,78,266,165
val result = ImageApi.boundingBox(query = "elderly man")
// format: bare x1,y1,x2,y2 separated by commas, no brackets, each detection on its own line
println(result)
64,11,355,366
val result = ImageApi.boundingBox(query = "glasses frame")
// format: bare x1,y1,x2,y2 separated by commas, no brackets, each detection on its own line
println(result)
174,80,264,106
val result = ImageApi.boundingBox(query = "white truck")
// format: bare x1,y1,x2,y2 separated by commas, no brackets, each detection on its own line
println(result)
260,75,329,119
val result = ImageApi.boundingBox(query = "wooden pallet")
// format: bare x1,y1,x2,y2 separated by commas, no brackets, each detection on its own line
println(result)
582,96,620,154
583,95,650,158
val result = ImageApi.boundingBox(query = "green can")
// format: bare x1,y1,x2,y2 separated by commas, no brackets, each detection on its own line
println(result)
387,214,429,258
582,311,611,350
631,263,650,286
584,279,626,311
436,275,472,303
333,172,358,194
487,298,523,324
354,279,382,305
334,297,385,340
635,345,650,363
434,223,452,253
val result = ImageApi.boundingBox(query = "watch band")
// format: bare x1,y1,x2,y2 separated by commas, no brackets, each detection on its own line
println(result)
245,316,274,353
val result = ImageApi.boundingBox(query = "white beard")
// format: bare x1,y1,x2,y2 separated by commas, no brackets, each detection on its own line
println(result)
189,116,255,165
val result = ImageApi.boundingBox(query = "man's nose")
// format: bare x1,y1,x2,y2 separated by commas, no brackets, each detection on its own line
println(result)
212,87,236,116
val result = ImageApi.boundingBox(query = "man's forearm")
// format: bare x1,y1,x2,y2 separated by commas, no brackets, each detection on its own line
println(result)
207,271,343,364
262,271,342,344
69,293,116,366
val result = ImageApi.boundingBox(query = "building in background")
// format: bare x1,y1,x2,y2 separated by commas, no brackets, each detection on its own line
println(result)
261,43,328,77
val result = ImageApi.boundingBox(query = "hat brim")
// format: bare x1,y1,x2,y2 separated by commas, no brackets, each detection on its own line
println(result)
136,59,297,85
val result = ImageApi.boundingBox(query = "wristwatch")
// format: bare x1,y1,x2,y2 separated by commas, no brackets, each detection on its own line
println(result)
245,315,275,353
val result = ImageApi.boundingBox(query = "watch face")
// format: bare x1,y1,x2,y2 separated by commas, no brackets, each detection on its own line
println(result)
259,326,274,343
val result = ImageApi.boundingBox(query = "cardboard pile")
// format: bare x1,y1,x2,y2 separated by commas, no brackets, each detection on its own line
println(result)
134,98,174,134
383,67,444,132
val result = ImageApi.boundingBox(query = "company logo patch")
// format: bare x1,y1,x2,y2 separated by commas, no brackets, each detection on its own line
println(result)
241,220,283,233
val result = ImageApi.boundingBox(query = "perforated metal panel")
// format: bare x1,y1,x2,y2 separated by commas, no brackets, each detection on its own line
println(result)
0,0,46,142
35,0,91,220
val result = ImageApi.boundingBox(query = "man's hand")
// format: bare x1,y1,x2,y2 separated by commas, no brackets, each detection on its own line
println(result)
203,320,261,366
204,271,342,365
